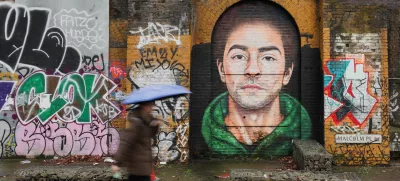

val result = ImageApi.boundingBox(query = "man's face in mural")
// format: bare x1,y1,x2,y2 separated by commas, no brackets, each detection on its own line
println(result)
217,23,293,109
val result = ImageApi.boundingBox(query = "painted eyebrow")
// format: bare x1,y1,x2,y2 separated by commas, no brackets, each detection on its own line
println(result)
228,44,248,53
228,45,282,55
258,46,282,55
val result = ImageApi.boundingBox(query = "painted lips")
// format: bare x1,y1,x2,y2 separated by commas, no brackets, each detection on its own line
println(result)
242,84,262,90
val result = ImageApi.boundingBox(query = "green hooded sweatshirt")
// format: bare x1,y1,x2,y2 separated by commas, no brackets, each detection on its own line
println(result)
201,92,312,156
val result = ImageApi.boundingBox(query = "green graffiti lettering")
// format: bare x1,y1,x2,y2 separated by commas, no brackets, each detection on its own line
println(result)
16,72,121,124
16,72,46,123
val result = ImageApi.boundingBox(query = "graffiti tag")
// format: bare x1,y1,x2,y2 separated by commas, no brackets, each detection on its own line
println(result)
15,71,121,124
129,22,181,48
15,120,119,157
0,3,81,74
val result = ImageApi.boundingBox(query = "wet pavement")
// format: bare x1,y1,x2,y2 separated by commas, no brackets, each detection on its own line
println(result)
1,159,283,181
1,158,400,180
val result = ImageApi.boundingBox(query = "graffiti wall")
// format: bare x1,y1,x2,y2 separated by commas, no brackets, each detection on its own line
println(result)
109,0,128,129
388,8,400,153
1,0,396,166
0,111,18,158
389,78,400,152
190,0,322,157
0,0,122,158
127,20,191,162
324,32,390,165
16,0,109,74
109,48,128,129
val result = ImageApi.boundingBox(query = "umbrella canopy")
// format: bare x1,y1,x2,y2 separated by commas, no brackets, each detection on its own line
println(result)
121,84,192,105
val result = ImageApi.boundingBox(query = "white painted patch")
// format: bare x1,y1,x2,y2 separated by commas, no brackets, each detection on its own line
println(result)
39,94,51,109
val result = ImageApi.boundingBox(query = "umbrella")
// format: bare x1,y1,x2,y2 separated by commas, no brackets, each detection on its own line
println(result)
121,84,192,105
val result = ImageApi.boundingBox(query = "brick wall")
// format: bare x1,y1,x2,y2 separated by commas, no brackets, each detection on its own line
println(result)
1,0,399,166
321,0,395,166
388,2,400,153
126,0,192,163
110,0,129,129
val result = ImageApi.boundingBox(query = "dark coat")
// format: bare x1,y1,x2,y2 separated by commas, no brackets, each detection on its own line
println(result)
114,110,159,176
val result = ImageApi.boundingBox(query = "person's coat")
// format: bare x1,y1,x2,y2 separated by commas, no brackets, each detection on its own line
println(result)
114,110,159,176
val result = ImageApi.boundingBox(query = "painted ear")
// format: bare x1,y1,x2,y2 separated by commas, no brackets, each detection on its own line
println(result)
282,63,293,86
217,59,226,83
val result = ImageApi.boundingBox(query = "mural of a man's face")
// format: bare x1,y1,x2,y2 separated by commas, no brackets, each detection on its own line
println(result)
217,22,293,109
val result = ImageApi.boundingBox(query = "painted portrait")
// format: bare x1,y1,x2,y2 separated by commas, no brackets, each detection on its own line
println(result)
200,0,312,156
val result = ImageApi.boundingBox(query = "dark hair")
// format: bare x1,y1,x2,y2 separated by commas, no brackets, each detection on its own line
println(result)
211,0,300,71
126,101,154,111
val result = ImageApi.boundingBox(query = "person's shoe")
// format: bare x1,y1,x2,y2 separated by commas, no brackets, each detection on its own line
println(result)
152,177,160,181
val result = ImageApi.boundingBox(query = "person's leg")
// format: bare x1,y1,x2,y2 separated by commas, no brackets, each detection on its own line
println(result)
129,175,151,181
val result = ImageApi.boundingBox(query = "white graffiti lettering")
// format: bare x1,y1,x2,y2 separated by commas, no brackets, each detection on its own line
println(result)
152,131,179,163
129,22,181,48
54,9,107,50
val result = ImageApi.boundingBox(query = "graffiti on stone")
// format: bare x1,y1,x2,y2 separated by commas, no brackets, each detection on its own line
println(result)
15,71,121,125
53,8,107,50
152,131,179,162
128,46,189,89
0,119,11,158
324,59,378,125
14,119,119,157
15,0,110,74
0,81,16,111
129,22,181,49
0,2,81,74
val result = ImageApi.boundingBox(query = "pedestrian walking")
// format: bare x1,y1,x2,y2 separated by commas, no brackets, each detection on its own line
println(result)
111,84,191,181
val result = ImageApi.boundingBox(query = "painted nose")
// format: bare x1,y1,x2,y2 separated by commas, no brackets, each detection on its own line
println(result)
245,56,261,77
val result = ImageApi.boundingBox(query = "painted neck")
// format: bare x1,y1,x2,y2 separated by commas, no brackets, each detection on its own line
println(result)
225,96,283,145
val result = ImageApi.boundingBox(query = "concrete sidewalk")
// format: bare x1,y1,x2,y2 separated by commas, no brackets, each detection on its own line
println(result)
1,158,399,181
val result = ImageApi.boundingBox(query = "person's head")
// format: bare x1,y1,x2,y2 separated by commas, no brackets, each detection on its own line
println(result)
138,101,156,115
211,0,300,110
128,101,156,123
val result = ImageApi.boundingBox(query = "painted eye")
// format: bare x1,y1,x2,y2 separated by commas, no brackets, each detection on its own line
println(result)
231,54,247,61
261,56,276,62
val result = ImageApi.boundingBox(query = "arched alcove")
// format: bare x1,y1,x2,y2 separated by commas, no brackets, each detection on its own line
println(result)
190,0,323,157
